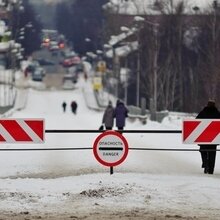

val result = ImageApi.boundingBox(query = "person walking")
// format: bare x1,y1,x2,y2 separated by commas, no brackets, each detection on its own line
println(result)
71,101,78,114
102,101,115,130
62,101,67,113
114,99,128,132
196,100,220,174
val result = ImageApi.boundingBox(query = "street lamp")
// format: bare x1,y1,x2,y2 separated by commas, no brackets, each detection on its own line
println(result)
104,42,121,98
112,43,120,98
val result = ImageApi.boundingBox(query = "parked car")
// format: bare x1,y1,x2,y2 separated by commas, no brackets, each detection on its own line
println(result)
32,68,45,81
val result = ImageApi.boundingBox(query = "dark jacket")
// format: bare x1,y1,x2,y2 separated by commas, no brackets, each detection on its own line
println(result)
71,101,77,110
196,105,220,147
196,106,220,119
114,101,128,128
102,105,115,128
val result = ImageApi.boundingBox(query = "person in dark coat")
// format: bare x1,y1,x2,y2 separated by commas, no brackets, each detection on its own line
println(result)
102,101,115,130
71,101,78,114
196,100,220,174
62,101,67,113
114,99,128,131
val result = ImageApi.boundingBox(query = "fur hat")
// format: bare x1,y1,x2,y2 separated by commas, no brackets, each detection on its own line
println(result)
207,99,215,107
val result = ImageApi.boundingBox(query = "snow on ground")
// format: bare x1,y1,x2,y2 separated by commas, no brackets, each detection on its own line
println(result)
0,75,220,219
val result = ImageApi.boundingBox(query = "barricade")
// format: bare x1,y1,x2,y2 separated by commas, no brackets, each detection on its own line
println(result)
0,129,219,151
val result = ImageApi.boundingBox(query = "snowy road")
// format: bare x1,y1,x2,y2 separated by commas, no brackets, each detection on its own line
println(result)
0,77,220,219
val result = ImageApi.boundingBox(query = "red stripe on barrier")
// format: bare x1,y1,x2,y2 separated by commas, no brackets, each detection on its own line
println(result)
25,120,44,140
0,120,32,141
183,121,200,141
195,121,220,143
0,134,6,141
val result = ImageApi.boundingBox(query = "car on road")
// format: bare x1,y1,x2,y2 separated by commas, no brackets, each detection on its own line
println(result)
49,41,59,50
36,58,55,66
32,68,45,81
62,79,75,90
62,73,77,90
61,56,81,68
61,50,77,58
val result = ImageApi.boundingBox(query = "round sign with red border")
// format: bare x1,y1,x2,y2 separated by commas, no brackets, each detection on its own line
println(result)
93,130,129,167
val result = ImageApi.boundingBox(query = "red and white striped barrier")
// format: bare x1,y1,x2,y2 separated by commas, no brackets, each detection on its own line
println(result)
0,119,44,143
183,119,220,144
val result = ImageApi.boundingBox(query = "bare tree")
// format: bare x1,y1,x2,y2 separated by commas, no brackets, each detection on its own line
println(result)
196,7,220,108
103,0,220,113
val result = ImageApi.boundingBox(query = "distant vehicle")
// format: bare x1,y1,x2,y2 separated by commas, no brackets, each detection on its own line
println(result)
62,80,75,90
36,58,55,66
49,41,59,51
67,68,78,83
41,29,58,47
58,41,65,49
62,74,76,90
32,68,45,81
26,61,40,74
61,56,81,67
41,38,50,48
63,73,77,84
62,50,77,58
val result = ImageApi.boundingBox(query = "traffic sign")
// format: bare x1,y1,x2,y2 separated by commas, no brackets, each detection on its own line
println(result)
0,119,44,143
183,119,220,144
93,131,129,167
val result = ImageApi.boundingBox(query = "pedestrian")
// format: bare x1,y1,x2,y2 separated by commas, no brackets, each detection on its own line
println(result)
84,72,88,81
62,101,67,113
114,99,128,132
24,67,28,78
71,101,78,114
102,100,115,130
196,100,220,174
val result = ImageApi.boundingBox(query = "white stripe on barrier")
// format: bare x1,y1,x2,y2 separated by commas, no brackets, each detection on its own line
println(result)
16,119,43,143
0,124,15,142
184,120,207,143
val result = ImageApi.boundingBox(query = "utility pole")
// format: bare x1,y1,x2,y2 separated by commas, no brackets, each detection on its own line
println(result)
124,58,128,105
153,25,158,118
136,29,141,107
112,44,120,99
